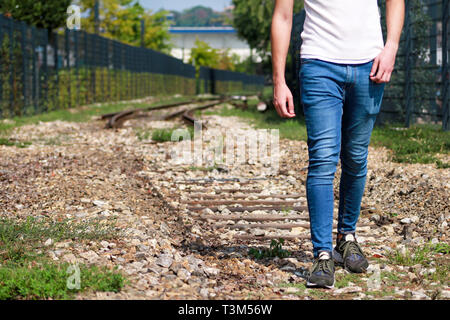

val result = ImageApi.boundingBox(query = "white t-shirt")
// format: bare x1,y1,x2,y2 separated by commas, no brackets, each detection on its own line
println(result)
300,0,385,64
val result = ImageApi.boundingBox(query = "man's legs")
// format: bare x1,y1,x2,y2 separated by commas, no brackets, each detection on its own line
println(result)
337,61,385,234
300,59,385,283
300,59,346,259
300,58,347,288
334,61,385,272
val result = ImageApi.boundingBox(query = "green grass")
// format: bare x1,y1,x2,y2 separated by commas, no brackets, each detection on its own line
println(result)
0,137,31,148
385,242,449,285
0,216,120,262
277,282,307,295
386,242,449,267
381,271,401,284
334,272,364,289
0,262,125,300
0,217,125,299
365,288,396,299
149,127,194,143
371,124,450,167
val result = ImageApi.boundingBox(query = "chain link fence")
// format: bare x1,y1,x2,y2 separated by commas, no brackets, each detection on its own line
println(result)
0,14,264,119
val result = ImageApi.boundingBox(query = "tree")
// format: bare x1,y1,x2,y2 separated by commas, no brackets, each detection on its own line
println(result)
232,0,304,58
232,55,259,74
217,49,238,71
0,0,71,30
171,6,231,27
78,0,173,53
189,38,220,71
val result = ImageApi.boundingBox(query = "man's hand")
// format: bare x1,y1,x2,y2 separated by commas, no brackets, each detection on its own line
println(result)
271,0,295,118
370,0,405,83
370,42,398,83
273,82,296,118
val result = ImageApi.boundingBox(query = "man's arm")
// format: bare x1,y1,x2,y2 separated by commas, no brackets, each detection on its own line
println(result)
370,0,405,83
271,0,295,118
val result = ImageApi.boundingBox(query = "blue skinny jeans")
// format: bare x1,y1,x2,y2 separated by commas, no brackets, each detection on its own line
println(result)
299,58,385,258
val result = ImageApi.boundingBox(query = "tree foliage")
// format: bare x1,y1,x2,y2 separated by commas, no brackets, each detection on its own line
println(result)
188,38,220,70
78,0,173,53
232,0,304,54
0,0,71,30
188,38,248,73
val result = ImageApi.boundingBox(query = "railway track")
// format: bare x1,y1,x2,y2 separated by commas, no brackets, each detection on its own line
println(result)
113,95,380,252
149,175,378,246
102,96,232,129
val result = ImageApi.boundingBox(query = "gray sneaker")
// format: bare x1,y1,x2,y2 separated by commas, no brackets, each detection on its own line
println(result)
306,251,335,289
333,233,369,273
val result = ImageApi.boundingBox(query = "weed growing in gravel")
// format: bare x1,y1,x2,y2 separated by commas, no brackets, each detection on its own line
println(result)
136,129,151,141
365,288,396,299
248,238,291,259
386,242,449,267
150,127,194,143
334,273,364,289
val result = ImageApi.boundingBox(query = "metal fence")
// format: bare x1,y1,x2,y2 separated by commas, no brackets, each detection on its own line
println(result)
198,66,265,96
0,14,264,119
291,0,450,130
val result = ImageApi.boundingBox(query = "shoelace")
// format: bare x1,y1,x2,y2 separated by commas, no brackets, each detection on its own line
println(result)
339,240,365,259
314,258,333,274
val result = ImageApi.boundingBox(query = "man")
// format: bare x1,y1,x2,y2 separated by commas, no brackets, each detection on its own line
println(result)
271,0,404,288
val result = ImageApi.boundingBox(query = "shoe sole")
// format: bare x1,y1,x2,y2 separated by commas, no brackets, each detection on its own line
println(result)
306,280,334,289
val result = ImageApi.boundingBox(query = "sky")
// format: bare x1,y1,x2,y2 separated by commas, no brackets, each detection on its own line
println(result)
140,0,232,12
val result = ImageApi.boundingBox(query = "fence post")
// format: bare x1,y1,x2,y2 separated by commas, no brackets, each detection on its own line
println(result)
84,32,90,104
20,21,27,115
65,29,71,108
31,26,37,114
404,0,414,127
74,30,79,107
442,0,449,131
8,18,14,117
55,32,60,110
0,16,4,119
43,30,48,112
